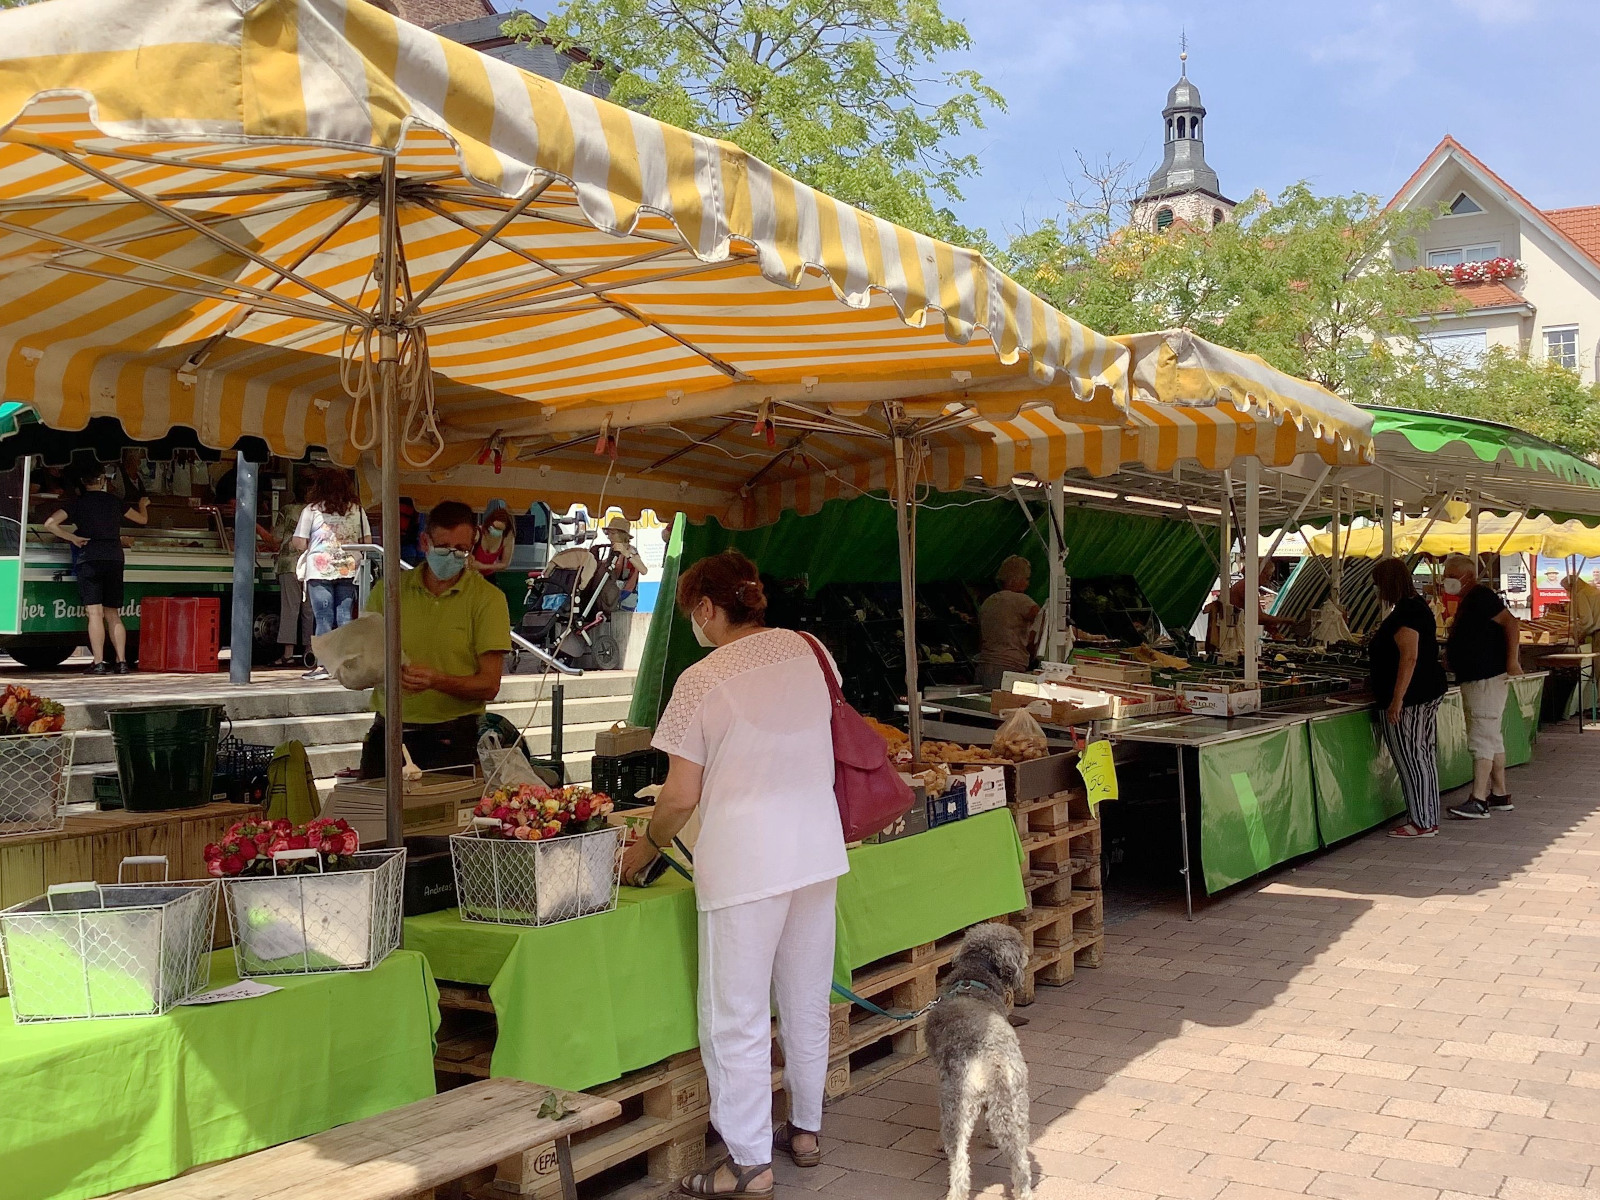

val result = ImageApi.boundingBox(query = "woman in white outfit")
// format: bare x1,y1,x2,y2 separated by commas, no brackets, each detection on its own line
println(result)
621,549,847,1200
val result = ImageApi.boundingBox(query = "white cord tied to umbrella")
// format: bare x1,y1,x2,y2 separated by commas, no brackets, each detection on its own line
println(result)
341,320,445,468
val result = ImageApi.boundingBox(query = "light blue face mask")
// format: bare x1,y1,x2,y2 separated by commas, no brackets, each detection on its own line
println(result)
426,546,468,581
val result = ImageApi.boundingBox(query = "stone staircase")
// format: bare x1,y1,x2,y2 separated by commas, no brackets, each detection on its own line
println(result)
56,670,640,804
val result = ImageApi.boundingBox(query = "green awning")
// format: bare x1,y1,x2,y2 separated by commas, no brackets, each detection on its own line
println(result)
1367,407,1600,490
0,403,35,440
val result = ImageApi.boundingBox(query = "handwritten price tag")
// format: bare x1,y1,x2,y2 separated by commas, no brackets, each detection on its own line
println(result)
181,980,282,1006
1078,740,1118,813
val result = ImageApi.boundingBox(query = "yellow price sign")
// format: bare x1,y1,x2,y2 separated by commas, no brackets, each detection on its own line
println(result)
1078,739,1118,813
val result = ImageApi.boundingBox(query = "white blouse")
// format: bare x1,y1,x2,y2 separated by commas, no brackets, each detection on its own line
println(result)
653,628,848,911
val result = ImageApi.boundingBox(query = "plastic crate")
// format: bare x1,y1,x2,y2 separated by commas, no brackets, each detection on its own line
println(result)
138,597,221,673
590,748,668,807
213,738,276,805
92,772,123,811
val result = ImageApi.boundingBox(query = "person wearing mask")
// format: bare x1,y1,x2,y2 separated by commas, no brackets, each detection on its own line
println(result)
470,505,515,576
1369,558,1448,838
271,474,314,667
291,469,371,680
1560,572,1600,649
620,550,846,1199
41,465,149,674
359,501,512,776
1441,554,1522,820
975,555,1040,691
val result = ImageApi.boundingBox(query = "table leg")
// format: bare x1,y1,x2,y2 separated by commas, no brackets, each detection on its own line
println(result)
1177,746,1193,923
557,1136,578,1200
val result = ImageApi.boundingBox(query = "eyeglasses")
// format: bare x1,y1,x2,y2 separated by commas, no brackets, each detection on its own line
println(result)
430,547,471,561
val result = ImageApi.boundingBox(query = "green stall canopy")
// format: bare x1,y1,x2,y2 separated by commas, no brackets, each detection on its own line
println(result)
629,491,1216,728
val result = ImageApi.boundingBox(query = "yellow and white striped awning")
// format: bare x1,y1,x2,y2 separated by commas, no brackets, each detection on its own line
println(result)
391,386,1374,529
1119,330,1375,464
0,0,1128,471
1310,515,1600,560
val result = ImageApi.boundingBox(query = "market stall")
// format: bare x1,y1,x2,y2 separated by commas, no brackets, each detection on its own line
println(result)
0,950,440,1200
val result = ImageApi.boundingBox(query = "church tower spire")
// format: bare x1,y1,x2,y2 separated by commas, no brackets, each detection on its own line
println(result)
1131,41,1235,232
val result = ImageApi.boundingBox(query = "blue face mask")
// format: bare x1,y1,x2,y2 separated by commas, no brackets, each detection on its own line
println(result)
426,546,468,582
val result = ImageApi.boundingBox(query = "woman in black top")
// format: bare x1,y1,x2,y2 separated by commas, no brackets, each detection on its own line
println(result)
42,465,149,674
1369,558,1448,837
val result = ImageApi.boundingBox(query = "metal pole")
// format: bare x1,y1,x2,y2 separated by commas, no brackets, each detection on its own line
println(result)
228,452,258,684
1217,471,1233,655
893,435,921,757
1382,473,1394,559
1243,458,1260,687
1177,746,1193,922
1263,463,1331,562
1048,479,1066,661
378,159,406,849
1469,492,1480,572
1329,485,1343,607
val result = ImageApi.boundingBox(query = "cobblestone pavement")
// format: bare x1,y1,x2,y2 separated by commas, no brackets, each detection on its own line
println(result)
787,719,1600,1200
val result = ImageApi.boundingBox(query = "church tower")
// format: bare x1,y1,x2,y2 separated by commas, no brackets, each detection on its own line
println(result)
1131,47,1234,233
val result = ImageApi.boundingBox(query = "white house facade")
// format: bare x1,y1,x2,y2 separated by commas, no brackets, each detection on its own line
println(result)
1388,137,1600,384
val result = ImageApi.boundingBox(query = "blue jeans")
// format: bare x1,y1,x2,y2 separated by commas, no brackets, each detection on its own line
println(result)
307,579,356,637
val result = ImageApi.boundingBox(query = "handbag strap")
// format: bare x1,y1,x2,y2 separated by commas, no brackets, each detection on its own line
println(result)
798,632,845,709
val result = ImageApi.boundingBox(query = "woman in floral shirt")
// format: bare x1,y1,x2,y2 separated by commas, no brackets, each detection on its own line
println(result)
291,470,371,680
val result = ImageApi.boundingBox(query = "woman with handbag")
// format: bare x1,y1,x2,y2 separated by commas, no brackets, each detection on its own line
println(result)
621,549,847,1200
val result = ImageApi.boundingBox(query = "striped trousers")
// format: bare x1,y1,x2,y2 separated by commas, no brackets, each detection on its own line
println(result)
1381,696,1442,830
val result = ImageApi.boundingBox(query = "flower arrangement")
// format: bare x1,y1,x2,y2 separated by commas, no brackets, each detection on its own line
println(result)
0,685,66,735
204,816,361,877
471,783,615,841
1428,257,1523,285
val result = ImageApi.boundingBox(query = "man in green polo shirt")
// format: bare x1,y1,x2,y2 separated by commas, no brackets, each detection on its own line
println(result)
358,500,513,778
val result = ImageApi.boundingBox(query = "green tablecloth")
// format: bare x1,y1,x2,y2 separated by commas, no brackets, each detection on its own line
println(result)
1197,723,1320,894
407,808,1026,1091
1308,709,1405,844
1,949,440,1200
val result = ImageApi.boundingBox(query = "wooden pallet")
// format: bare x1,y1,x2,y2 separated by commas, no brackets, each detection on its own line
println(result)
1009,791,1107,1003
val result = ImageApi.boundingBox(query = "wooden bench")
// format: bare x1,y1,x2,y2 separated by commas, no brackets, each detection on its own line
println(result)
124,1079,621,1200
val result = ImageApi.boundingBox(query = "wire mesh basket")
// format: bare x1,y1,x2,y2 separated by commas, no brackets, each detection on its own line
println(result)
0,731,75,836
221,847,405,977
451,823,623,927
0,856,217,1022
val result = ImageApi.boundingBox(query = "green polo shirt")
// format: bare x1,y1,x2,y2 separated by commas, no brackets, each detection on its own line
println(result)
368,566,513,725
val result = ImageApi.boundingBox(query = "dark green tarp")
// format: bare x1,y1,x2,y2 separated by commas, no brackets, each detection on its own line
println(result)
1197,725,1320,894
630,491,1215,727
1308,710,1405,844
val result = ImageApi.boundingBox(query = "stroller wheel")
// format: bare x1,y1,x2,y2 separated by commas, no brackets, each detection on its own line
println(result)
592,633,622,671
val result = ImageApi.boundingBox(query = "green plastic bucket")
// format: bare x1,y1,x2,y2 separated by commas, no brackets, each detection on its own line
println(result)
108,704,227,812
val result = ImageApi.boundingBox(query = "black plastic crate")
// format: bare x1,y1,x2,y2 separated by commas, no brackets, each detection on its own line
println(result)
213,738,277,805
591,748,668,807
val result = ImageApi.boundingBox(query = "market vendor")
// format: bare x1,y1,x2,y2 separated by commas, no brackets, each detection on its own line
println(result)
1227,562,1297,635
358,500,513,776
41,464,148,674
1561,573,1600,648
975,555,1040,690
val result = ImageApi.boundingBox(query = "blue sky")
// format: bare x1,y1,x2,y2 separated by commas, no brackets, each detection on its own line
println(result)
492,1,1597,238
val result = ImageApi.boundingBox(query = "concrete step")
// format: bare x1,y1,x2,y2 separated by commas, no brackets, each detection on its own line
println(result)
52,669,637,733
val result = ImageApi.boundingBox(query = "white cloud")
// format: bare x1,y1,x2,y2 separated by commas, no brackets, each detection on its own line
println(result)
1450,0,1544,24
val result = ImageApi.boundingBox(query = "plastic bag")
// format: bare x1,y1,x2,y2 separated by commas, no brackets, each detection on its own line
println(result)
478,728,559,791
992,707,1049,762
310,613,390,691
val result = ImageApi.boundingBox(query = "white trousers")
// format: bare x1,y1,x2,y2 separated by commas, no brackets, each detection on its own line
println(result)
698,878,837,1167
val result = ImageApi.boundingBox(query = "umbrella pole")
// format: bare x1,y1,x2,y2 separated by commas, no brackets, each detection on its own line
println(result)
1382,474,1394,559
893,435,921,758
1244,458,1260,687
1218,471,1233,656
378,159,406,849
1469,492,1480,573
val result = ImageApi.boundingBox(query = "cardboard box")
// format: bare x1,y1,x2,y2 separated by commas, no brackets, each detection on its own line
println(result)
593,722,655,757
321,770,483,847
992,689,1114,727
961,765,1008,815
1180,687,1262,717
865,788,932,843
1070,658,1153,684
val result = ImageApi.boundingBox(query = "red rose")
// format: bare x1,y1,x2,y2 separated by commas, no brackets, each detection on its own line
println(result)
340,831,359,855
207,861,223,878
220,854,245,875
237,838,258,861
267,836,291,857
287,835,309,851
573,799,592,821
203,843,220,861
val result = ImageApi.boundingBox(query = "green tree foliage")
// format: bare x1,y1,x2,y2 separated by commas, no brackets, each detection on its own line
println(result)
506,0,1002,242
1003,184,1458,402
1387,346,1600,458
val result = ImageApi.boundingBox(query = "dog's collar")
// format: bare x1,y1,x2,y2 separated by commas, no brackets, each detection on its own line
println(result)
941,978,1004,1001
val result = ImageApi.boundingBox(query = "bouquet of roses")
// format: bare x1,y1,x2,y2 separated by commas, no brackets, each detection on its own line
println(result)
471,783,615,842
204,816,361,877
0,685,66,735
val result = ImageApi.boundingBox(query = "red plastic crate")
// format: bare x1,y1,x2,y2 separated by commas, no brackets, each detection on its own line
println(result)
138,596,221,673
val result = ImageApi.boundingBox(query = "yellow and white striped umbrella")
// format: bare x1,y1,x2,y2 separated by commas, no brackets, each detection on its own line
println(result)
0,0,1129,471
1310,515,1600,560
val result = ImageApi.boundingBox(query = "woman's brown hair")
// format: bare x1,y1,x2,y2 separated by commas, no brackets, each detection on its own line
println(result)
310,469,360,517
677,549,767,626
1372,557,1417,605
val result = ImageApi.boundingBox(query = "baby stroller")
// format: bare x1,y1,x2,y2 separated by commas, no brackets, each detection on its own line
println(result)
521,543,631,670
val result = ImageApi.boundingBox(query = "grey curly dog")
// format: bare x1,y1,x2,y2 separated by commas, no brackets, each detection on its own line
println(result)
926,922,1033,1200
